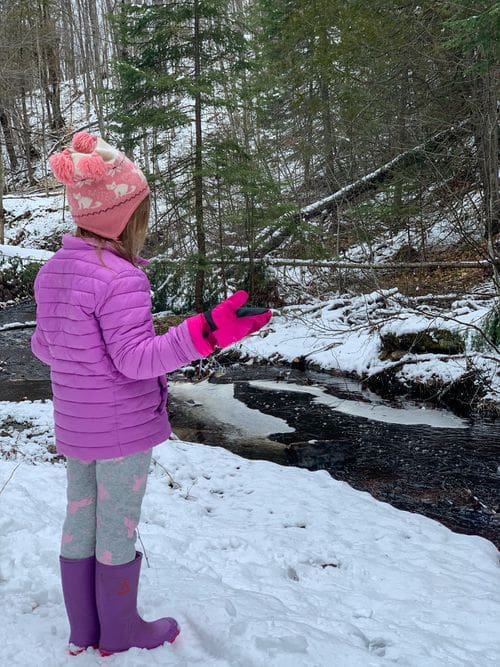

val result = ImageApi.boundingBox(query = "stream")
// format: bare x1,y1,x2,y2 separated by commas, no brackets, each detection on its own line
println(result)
1,301,499,548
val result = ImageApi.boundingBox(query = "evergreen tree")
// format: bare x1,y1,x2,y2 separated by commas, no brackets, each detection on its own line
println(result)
109,0,247,310
445,0,500,254
252,0,488,256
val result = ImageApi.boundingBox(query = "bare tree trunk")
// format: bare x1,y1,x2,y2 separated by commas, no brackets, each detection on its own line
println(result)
34,8,52,134
215,168,228,297
47,41,65,130
473,68,500,291
87,0,105,133
303,82,314,194
60,0,77,84
37,0,64,130
482,71,499,288
0,143,5,244
73,0,92,119
0,107,18,171
393,71,407,214
318,27,336,190
103,0,120,64
19,89,36,186
320,78,336,189
193,0,206,311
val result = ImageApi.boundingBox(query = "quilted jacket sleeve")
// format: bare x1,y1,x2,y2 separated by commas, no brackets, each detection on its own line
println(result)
96,268,201,380
31,272,53,366
31,326,53,366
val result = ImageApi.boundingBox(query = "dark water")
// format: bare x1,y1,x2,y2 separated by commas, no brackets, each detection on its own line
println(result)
0,302,51,401
170,368,500,548
1,303,499,548
249,373,499,545
0,301,36,327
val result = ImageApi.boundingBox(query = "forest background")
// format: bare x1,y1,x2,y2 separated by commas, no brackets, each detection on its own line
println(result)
0,0,498,321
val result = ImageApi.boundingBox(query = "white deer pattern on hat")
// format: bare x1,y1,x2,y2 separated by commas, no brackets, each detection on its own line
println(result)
106,182,137,198
73,193,103,210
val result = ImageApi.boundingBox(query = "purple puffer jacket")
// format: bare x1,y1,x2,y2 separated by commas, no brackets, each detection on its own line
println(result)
31,234,202,461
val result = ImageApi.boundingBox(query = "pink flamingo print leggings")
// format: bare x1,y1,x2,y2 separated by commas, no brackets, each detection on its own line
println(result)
60,449,152,566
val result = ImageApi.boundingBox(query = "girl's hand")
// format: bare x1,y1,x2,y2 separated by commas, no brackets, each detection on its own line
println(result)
205,291,272,348
186,291,272,356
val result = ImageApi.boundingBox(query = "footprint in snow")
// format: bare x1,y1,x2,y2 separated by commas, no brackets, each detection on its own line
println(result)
254,634,308,655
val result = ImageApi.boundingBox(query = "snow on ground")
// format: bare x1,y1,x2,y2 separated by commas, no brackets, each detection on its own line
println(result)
2,192,69,249
344,205,483,264
0,399,499,667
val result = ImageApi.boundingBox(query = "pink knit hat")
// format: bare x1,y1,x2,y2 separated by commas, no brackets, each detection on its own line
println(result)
48,132,150,240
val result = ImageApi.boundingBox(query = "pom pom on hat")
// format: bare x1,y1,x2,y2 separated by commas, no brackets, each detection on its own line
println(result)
72,131,98,153
48,150,75,185
77,153,108,180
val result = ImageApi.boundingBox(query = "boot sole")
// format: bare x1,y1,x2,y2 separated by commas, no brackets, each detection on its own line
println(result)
68,643,99,656
99,626,180,656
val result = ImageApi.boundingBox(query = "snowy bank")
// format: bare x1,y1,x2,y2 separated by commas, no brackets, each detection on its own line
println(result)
0,243,54,262
2,192,69,249
236,289,500,412
0,400,499,666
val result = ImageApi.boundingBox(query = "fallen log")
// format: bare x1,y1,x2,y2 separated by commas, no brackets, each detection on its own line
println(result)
256,119,473,255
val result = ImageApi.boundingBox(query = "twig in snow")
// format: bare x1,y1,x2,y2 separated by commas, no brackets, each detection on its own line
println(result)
183,480,197,501
151,456,181,490
0,462,21,496
136,528,150,568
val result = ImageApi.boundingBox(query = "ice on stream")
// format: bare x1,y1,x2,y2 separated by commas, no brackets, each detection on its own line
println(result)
170,380,295,437
171,379,467,431
247,380,468,429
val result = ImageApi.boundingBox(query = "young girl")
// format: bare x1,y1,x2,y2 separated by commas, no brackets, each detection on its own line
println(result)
31,131,272,656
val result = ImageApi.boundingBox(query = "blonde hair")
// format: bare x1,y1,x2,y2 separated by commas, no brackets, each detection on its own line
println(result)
76,195,151,266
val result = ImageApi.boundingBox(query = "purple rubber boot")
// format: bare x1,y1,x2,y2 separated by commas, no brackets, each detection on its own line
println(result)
96,552,180,655
59,555,100,655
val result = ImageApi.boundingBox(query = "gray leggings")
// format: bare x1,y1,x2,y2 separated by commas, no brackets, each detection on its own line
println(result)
61,450,152,565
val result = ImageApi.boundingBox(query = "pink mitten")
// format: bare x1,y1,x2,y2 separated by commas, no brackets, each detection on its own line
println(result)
186,291,272,356
206,290,272,347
